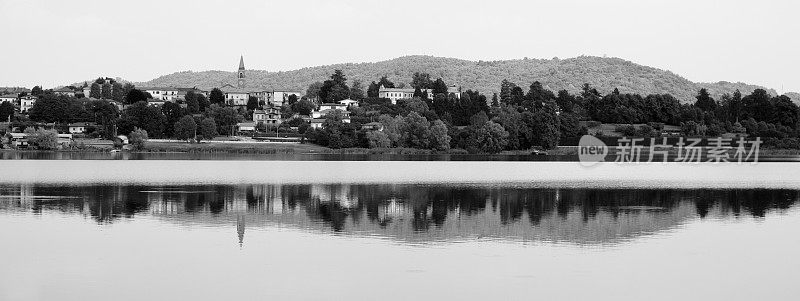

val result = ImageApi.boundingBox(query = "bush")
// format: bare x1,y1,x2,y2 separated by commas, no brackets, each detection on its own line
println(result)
129,127,148,150
28,128,59,150
365,131,391,148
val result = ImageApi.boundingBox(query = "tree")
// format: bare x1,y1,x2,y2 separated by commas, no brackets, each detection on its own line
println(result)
185,92,200,114
112,82,124,102
287,94,298,105
173,115,197,141
377,76,395,89
411,72,433,89
319,70,350,103
161,102,184,138
87,99,119,139
366,131,391,148
695,88,716,111
90,83,102,99
128,127,148,150
28,94,84,123
247,96,260,111
291,99,317,116
0,101,14,122
31,86,43,96
118,101,166,138
429,120,451,151
468,121,509,153
209,88,225,105
28,128,59,150
742,89,773,122
305,81,324,102
196,94,210,112
101,82,113,99
403,112,431,149
125,88,149,104
350,80,365,100
206,104,240,135
197,117,217,141
432,78,448,95
367,81,380,98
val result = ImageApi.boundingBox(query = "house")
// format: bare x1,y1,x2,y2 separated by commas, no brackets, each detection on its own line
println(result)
361,122,383,131
237,122,256,132
253,107,282,125
9,133,29,148
82,86,91,97
176,88,206,101
0,94,17,104
53,87,76,97
271,90,303,107
250,90,271,104
311,103,350,123
339,99,359,108
447,85,462,99
68,122,95,134
140,87,179,101
309,118,326,129
19,95,36,112
378,86,415,104
378,85,435,104
220,84,249,107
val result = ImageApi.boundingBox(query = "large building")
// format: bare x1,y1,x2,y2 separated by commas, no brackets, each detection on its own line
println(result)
220,84,249,106
377,85,438,104
252,107,282,125
140,87,179,101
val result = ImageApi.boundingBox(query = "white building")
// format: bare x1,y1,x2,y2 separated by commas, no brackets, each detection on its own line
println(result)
271,90,303,107
338,99,359,108
68,122,94,134
0,94,17,105
20,95,36,112
53,87,76,97
377,85,435,104
220,85,249,106
253,107,281,125
140,87,179,101
311,103,350,123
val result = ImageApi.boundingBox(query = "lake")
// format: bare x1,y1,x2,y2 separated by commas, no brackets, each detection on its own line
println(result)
1,161,799,300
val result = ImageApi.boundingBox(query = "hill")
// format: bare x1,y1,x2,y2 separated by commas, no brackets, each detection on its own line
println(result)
135,55,784,103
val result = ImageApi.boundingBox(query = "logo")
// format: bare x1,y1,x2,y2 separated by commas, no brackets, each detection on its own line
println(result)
578,135,608,166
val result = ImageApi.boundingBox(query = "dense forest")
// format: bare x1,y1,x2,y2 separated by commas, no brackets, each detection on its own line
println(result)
134,55,792,104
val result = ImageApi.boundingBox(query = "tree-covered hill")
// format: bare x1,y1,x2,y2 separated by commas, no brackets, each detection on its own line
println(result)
136,55,784,103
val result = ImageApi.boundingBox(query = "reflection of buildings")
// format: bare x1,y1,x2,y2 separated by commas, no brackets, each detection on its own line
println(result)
1,184,798,246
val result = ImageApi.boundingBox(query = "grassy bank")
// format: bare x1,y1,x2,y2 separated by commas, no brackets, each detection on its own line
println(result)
142,141,329,154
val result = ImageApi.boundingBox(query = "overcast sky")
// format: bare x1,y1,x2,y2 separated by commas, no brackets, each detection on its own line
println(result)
1,0,797,93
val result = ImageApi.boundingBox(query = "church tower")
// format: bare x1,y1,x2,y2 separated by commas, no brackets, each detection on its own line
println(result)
237,55,246,88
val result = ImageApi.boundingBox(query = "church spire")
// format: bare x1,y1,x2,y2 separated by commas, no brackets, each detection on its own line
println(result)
237,55,246,88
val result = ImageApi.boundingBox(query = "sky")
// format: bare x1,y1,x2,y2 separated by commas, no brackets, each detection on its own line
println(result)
1,0,798,93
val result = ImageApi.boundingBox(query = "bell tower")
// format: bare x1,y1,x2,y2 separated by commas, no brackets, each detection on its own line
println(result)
237,55,246,88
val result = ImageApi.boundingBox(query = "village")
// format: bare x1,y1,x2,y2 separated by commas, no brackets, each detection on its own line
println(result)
0,55,473,151
1,55,798,156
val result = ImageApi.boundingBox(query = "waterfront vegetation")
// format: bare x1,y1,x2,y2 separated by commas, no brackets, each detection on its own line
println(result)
2,71,799,155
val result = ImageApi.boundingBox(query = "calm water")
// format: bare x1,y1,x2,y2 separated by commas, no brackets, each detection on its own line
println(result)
1,181,800,300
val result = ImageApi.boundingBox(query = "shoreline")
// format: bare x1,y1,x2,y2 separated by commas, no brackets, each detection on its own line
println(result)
2,160,799,189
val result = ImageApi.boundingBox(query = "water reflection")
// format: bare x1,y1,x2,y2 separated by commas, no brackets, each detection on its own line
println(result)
0,184,797,245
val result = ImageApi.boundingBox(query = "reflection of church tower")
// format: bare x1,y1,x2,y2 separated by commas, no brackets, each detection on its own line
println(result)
237,215,245,247
237,55,246,88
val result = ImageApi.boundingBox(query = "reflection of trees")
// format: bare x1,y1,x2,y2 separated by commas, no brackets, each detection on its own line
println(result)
2,184,799,244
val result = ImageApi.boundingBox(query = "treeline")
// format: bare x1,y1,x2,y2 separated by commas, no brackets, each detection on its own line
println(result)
16,86,257,142
304,70,800,153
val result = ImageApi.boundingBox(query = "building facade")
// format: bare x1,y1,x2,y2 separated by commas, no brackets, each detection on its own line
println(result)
20,95,36,112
